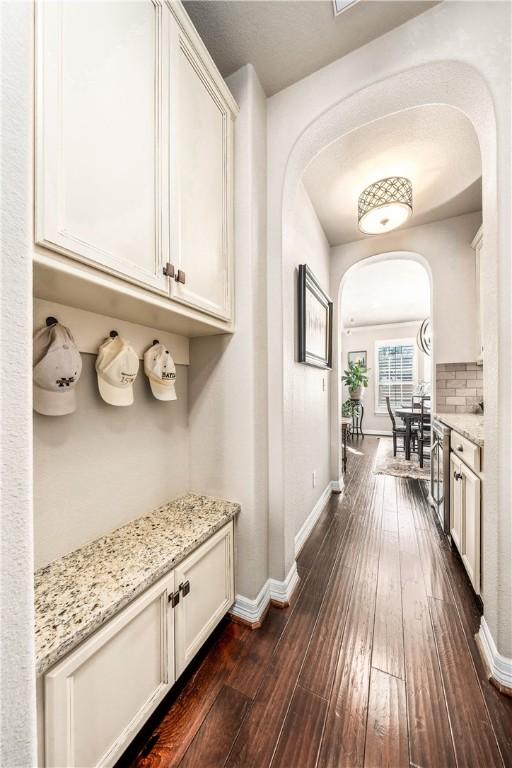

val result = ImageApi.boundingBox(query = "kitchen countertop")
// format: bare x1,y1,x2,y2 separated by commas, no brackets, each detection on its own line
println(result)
35,493,240,676
435,413,484,447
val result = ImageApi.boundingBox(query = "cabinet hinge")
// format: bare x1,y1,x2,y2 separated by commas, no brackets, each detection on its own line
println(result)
168,590,180,608
179,580,190,597
175,269,186,285
163,262,175,278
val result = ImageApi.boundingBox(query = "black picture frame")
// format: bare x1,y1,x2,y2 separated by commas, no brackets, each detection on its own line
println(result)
348,350,367,369
298,264,333,369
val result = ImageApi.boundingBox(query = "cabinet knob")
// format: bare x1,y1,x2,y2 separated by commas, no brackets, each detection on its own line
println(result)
175,269,186,284
179,580,190,597
454,471,463,481
163,262,175,278
168,590,180,608
456,445,463,452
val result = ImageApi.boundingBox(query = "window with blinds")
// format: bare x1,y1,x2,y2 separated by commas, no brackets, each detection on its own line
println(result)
375,340,416,411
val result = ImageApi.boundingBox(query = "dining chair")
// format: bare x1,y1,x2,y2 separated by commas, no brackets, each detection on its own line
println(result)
386,397,418,457
418,398,432,468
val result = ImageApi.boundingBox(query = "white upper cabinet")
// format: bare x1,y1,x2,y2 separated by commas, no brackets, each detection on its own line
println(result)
35,0,238,329
36,0,169,295
168,11,233,320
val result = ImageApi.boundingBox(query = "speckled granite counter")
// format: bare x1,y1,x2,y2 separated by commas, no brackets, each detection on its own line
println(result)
35,493,240,676
435,413,484,447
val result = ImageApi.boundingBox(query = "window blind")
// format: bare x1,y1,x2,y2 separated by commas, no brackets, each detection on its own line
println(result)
376,342,415,410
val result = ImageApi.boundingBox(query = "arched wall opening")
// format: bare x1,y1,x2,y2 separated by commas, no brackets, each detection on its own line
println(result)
338,252,433,439
273,57,510,661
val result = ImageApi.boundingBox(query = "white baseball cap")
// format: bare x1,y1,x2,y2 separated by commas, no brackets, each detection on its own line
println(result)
33,322,83,416
96,335,139,406
144,342,177,401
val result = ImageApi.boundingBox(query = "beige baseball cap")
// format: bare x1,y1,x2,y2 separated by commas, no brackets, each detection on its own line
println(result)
96,335,139,406
33,323,83,416
144,342,177,401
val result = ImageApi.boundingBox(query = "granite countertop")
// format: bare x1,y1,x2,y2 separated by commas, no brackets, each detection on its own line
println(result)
435,413,484,447
35,493,240,676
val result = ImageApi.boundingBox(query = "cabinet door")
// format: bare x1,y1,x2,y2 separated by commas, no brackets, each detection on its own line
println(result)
168,14,233,320
450,453,463,553
461,462,481,593
36,0,169,295
174,523,234,677
45,573,175,768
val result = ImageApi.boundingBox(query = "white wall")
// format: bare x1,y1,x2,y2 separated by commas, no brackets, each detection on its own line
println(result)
332,213,481,367
267,2,511,657
33,356,190,569
342,322,430,434
188,64,269,600
0,2,37,763
283,183,331,568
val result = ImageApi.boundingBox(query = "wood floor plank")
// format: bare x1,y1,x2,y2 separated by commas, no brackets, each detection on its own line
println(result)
364,667,409,768
129,621,248,768
416,528,453,604
372,531,405,680
400,550,457,768
429,596,504,767
225,440,380,768
382,475,399,534
396,479,420,555
317,482,382,768
227,606,289,700
178,685,250,768
270,684,327,768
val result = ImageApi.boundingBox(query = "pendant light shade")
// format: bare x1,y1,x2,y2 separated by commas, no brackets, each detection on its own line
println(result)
358,177,412,235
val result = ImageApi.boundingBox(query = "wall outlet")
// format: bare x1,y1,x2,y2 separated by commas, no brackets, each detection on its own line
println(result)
312,471,316,488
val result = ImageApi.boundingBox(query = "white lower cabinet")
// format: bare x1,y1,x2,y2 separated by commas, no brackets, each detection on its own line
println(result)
43,522,234,768
174,523,234,677
450,452,481,594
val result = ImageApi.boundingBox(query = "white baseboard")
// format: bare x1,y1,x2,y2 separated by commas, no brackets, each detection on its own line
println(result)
478,617,512,691
294,481,336,557
269,561,299,604
363,429,392,436
230,561,299,625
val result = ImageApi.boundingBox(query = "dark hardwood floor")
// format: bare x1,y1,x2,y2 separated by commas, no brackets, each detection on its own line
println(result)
119,437,512,768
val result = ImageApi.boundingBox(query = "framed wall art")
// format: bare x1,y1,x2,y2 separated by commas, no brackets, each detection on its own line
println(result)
298,264,333,369
348,350,367,369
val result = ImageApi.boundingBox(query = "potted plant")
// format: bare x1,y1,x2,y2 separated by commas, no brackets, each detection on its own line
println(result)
342,362,369,401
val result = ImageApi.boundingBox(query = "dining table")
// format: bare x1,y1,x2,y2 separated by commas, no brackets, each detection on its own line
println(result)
395,405,430,461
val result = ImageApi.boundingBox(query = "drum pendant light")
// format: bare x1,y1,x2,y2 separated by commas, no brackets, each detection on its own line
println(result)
358,177,412,235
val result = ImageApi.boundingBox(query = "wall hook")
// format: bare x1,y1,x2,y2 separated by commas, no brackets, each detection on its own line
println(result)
153,339,159,345
109,330,118,338
46,316,58,327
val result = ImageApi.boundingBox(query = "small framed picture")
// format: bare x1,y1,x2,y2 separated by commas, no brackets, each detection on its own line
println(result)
348,350,367,369
298,264,333,369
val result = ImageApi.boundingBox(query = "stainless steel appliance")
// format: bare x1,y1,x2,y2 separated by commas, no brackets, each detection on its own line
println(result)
430,418,451,533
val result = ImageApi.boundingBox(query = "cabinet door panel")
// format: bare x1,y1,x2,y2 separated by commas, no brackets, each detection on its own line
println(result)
36,0,168,294
450,453,463,553
175,523,234,677
169,23,233,320
45,574,175,768
461,463,481,593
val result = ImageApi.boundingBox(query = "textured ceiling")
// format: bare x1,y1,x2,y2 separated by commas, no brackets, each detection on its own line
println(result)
303,105,482,246
183,0,439,96
342,257,430,327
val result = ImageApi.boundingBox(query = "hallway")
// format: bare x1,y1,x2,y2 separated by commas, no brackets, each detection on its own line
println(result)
123,438,512,768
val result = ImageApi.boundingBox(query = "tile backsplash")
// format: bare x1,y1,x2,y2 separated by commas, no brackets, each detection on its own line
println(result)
436,362,483,414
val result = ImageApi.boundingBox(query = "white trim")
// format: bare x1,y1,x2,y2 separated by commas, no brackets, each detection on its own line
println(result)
345,320,423,334
478,617,512,691
230,561,300,625
269,561,300,604
331,478,343,493
364,429,393,436
294,482,333,557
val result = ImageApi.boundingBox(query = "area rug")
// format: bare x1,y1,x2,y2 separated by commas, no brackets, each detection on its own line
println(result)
373,437,430,481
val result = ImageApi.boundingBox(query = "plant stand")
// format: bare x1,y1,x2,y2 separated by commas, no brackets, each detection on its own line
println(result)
351,399,364,438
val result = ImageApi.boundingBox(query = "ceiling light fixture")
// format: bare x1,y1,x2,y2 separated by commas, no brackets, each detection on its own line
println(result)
358,177,412,235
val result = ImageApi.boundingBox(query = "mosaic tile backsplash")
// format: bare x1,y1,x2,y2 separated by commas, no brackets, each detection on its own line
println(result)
436,362,483,414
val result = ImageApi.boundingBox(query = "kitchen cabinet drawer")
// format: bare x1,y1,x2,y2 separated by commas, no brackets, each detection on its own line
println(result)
450,430,480,473
175,522,234,677
44,573,175,768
